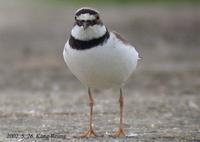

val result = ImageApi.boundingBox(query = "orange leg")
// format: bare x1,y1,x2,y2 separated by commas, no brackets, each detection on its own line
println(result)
112,88,126,137
80,88,97,138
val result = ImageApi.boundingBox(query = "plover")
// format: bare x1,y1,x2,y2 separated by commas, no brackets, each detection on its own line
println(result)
63,7,140,138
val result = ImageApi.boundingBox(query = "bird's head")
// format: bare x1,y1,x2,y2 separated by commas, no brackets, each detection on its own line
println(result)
71,7,107,41
75,7,101,30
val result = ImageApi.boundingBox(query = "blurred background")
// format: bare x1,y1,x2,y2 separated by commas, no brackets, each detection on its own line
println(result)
0,0,200,141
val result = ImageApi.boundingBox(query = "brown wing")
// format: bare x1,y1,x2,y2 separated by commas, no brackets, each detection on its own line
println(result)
112,31,130,45
112,31,143,59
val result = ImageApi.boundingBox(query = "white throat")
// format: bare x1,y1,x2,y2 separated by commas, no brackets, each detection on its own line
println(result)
71,25,107,41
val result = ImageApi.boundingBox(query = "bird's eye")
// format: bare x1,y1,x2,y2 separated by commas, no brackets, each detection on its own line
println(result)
75,16,77,20
76,20,81,26
96,15,99,20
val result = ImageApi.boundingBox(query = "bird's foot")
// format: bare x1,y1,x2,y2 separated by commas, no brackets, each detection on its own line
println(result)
111,128,125,137
80,128,97,138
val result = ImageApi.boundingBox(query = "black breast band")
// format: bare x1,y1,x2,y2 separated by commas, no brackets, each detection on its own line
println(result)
69,31,110,50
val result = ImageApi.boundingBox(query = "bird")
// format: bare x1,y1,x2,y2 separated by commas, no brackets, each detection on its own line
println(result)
63,7,140,138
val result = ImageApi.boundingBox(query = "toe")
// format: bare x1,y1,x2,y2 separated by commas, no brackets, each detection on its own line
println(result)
112,128,126,137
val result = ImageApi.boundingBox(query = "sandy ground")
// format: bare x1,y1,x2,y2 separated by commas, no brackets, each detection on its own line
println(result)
0,1,200,141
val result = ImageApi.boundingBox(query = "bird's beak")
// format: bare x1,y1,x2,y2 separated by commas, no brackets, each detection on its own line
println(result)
83,22,89,30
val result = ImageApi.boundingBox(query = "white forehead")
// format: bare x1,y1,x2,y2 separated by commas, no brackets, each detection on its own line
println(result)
76,13,96,21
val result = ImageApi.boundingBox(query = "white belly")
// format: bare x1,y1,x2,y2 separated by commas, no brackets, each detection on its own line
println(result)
63,33,139,89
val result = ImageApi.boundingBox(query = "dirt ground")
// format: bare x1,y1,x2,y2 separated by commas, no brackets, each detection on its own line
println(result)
0,1,200,142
